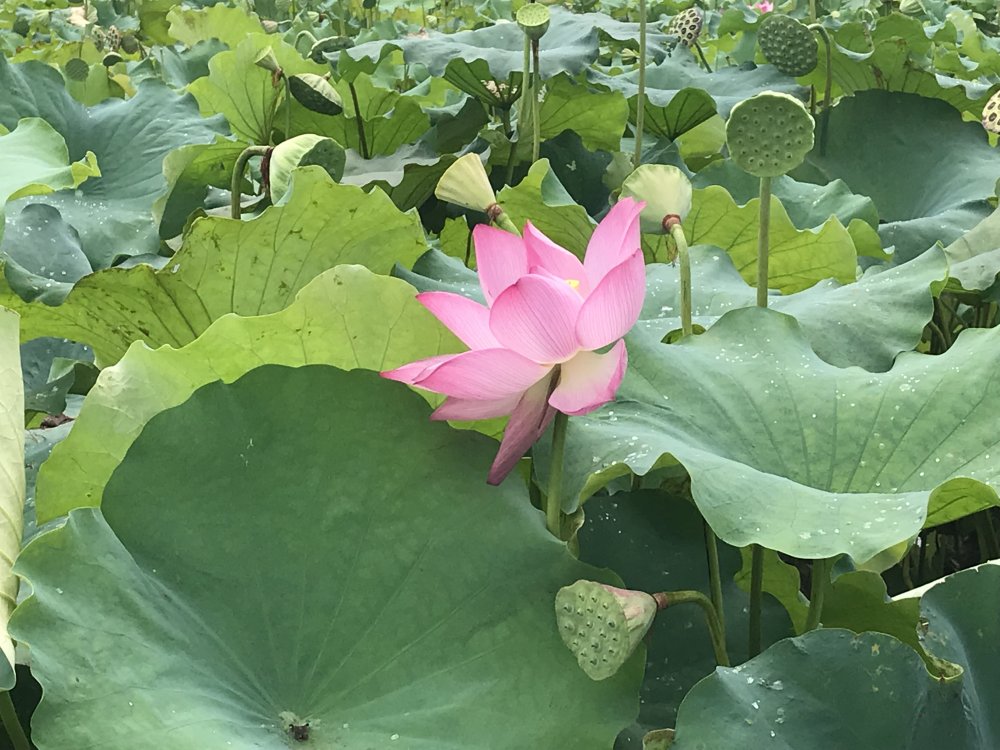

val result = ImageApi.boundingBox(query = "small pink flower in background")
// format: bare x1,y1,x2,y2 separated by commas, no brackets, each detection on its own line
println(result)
753,0,774,12
382,199,647,485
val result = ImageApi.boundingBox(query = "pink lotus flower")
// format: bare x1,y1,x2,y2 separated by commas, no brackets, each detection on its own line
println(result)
753,0,774,11
382,199,647,485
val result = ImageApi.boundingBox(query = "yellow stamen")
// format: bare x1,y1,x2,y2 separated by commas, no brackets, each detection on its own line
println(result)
565,278,580,289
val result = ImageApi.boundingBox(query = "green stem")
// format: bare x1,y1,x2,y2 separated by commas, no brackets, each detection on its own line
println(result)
804,557,832,631
809,25,832,156
348,81,370,159
492,209,521,236
748,544,764,656
703,521,726,642
546,411,569,538
809,0,817,21
693,42,713,73
230,145,270,220
531,38,541,163
756,176,772,308
282,73,291,141
0,692,29,750
514,33,532,177
659,590,730,667
499,106,512,138
669,222,692,337
633,0,647,167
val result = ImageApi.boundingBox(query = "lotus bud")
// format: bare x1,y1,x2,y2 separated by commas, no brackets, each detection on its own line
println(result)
288,73,343,116
726,91,814,178
555,580,659,681
267,135,346,204
620,165,693,234
516,3,551,41
261,19,280,33
434,153,497,213
253,47,281,74
983,89,1000,135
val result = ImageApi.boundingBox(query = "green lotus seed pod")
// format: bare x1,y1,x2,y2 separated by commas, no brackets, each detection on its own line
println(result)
254,47,281,73
309,35,353,63
119,32,139,54
726,91,815,178
620,165,693,234
758,14,818,77
268,135,347,204
435,153,497,212
288,73,343,116
516,3,551,41
102,52,123,67
554,580,658,681
668,7,703,48
982,89,1000,135
64,58,90,82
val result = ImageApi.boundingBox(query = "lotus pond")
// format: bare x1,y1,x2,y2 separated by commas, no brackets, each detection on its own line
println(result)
1,0,1000,747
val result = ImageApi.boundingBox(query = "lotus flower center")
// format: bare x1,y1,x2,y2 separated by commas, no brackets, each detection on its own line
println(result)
565,278,581,289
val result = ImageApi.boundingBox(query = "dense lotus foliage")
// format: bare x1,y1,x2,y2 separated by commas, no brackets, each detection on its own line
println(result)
1,0,1000,747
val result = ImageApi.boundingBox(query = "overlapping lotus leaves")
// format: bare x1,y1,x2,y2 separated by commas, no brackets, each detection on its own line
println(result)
669,565,1000,748
941,208,1000,294
578,492,793,740
33,266,462,522
0,308,23,689
12,365,641,749
166,4,264,52
0,56,226,267
792,91,1000,263
0,169,427,365
345,6,599,81
560,307,1000,561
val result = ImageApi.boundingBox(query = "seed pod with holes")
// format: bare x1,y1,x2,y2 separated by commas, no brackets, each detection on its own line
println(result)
555,580,658,681
516,3,550,41
983,89,1000,135
669,7,703,48
64,58,90,81
758,14,819,77
288,74,343,116
620,165,693,234
726,91,815,178
268,135,347,204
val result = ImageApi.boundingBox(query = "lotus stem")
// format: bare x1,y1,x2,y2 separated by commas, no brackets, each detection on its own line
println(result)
703,520,726,642
756,176,772,308
656,590,730,667
546,411,569,538
804,557,832,631
531,38,541,163
633,0,647,167
667,221,692,337
0,692,29,750
809,25,833,156
809,0,817,21
693,42,713,73
282,73,292,141
514,33,532,179
348,81,370,159
230,145,270,220
748,544,764,656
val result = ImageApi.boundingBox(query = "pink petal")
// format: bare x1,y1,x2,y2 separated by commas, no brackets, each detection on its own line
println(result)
575,250,646,351
549,340,627,416
431,394,520,421
487,373,557,485
381,354,458,384
489,274,584,364
523,222,590,294
417,291,500,350
473,224,528,304
583,198,644,286
418,348,552,399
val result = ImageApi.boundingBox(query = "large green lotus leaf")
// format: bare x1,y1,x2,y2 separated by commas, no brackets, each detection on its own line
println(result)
2,204,91,305
166,3,264,48
941,208,1000,293
19,336,92,416
579,491,793,745
561,308,1000,561
0,118,98,213
640,245,945,370
345,7,599,81
792,90,1000,263
630,86,717,142
397,244,945,372
692,159,879,230
0,57,227,267
822,570,924,656
589,55,808,119
188,33,325,144
12,365,640,749
0,309,23,688
0,168,427,365
341,142,454,212
34,265,461,523
686,186,857,294
539,74,629,152
669,565,1000,748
